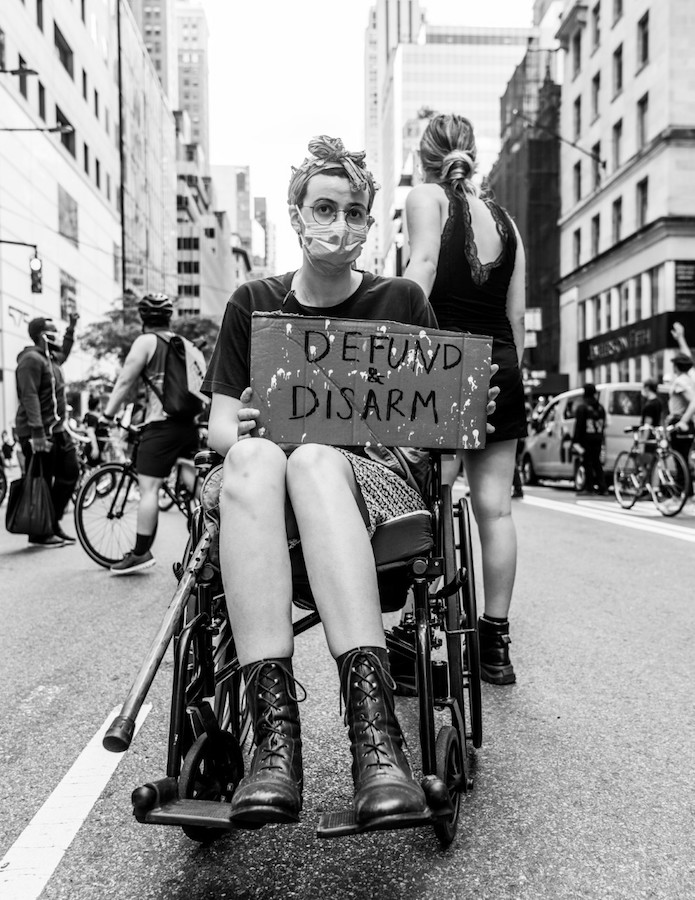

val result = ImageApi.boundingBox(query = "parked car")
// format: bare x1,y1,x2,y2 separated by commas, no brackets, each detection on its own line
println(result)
520,382,668,490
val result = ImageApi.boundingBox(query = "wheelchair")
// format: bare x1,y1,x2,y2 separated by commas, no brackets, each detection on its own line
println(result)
103,446,483,848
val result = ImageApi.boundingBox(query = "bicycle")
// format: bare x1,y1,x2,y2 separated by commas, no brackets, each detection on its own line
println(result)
73,423,203,567
613,424,691,517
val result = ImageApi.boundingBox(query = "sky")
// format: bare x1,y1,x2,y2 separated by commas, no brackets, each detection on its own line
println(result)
205,0,536,270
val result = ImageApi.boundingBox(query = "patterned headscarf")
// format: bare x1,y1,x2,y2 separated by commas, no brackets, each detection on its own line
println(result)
287,135,379,210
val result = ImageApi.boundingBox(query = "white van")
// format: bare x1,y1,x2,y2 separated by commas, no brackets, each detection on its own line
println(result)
521,382,667,489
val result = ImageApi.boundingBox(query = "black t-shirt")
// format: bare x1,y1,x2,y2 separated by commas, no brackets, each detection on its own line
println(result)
640,397,662,427
202,270,438,399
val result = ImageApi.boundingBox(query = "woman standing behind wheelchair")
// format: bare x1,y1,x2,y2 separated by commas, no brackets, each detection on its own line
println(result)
203,136,489,832
404,113,527,686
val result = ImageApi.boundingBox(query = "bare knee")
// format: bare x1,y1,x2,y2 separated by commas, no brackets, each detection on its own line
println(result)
222,438,286,504
286,443,348,486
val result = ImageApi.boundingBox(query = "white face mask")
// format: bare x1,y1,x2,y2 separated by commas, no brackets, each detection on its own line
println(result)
295,206,369,273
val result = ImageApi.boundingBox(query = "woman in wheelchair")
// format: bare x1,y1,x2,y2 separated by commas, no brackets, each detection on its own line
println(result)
202,136,497,832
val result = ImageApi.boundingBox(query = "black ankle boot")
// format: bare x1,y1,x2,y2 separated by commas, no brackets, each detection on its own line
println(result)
478,617,516,685
229,658,304,828
337,646,426,827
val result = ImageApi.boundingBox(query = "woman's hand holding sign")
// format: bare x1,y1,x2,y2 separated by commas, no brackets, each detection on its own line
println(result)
486,364,499,434
237,387,260,438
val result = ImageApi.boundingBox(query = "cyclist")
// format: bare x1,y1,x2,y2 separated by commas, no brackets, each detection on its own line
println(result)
667,353,695,490
100,294,200,574
573,383,607,495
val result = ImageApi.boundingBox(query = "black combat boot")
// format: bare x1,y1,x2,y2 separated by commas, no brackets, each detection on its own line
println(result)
337,646,427,827
229,658,303,828
478,616,516,685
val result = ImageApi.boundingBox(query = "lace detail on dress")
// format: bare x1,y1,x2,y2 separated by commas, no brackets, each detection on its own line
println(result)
459,194,509,287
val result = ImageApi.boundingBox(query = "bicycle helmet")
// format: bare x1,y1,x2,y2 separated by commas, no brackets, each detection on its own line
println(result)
137,293,174,318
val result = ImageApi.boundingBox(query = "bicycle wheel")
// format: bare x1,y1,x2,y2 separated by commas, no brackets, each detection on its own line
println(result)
613,452,640,510
74,463,140,566
0,466,7,506
650,451,689,517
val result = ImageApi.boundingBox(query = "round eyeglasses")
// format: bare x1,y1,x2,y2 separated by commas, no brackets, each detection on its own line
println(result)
301,201,369,230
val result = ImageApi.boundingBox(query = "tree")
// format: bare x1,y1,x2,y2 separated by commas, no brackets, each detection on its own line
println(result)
79,292,221,367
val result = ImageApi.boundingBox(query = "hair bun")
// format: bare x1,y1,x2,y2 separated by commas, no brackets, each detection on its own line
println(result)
441,149,475,181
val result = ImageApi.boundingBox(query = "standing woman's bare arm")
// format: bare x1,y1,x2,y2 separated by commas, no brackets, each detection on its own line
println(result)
403,184,445,297
506,220,527,366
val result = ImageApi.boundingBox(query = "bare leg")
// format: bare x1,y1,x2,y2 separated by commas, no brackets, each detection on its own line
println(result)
136,474,163,535
441,451,463,488
286,444,385,657
219,438,294,665
462,440,518,619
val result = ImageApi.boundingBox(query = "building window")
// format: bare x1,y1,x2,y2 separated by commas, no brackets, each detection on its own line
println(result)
105,108,109,135
58,184,79,245
591,2,600,49
613,0,623,24
650,266,661,312
573,161,582,202
113,243,120,283
635,275,642,320
637,93,649,148
612,44,623,96
572,30,582,76
82,68,87,100
573,229,581,267
204,227,215,238
573,95,582,139
578,301,586,341
591,72,600,119
620,282,630,325
18,55,28,98
591,214,600,256
612,196,622,243
612,119,623,170
38,81,45,120
636,177,648,227
95,158,101,189
637,12,649,68
81,0,86,23
54,23,74,79
106,173,111,201
36,0,44,31
83,142,89,175
55,106,75,156
94,88,99,119
592,142,602,188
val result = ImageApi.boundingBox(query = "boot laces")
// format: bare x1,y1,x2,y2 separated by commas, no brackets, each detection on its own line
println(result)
244,660,306,770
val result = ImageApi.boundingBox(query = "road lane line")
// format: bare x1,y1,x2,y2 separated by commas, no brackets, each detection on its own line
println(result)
521,495,695,542
0,704,151,900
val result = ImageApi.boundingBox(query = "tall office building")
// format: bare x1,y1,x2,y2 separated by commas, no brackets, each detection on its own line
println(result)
555,0,695,386
175,0,210,165
0,0,176,426
364,0,534,274
127,0,179,108
212,165,253,255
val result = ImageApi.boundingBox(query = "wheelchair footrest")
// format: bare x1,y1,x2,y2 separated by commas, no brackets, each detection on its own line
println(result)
316,807,439,839
136,798,234,830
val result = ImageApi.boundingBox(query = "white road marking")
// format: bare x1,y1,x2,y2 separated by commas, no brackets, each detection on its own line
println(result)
0,704,151,900
521,495,695,543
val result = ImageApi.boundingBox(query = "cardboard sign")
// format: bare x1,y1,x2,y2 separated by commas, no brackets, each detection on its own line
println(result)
250,313,492,450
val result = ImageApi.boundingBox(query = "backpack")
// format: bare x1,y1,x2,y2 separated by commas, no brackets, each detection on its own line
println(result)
143,333,209,421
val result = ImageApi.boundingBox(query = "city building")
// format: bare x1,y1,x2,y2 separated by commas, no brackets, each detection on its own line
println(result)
127,0,179,108
175,113,234,319
0,0,176,428
212,164,253,256
175,0,210,164
488,0,566,399
364,0,534,274
555,0,695,386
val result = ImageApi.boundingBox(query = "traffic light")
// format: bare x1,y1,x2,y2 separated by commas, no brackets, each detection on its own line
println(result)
30,254,42,293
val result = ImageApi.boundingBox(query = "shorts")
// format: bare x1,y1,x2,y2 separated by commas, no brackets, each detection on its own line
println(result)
135,419,199,478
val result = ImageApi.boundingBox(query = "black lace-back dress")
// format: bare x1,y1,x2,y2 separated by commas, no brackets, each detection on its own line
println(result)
428,189,527,444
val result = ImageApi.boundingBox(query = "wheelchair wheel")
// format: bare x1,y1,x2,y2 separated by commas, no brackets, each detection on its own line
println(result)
613,452,640,509
650,451,689,517
432,725,463,847
178,731,243,842
74,463,139,567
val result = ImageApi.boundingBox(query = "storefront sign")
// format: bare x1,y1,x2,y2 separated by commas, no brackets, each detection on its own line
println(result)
675,261,695,311
250,313,492,449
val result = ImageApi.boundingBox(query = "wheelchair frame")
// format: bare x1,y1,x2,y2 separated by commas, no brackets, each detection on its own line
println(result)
103,450,483,847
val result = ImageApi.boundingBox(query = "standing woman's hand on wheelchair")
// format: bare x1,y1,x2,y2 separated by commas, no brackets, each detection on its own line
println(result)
237,387,260,439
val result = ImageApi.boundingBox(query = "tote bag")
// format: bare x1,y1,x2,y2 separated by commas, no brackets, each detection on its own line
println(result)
5,455,54,536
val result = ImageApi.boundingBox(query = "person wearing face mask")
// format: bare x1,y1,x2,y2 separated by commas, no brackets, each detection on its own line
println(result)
201,136,499,831
14,314,81,547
